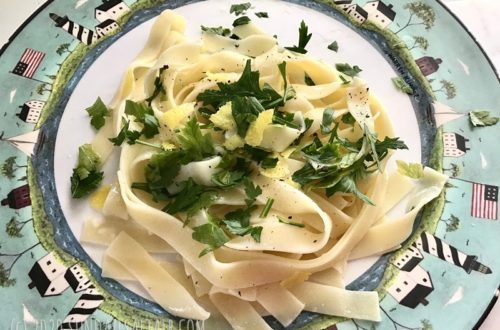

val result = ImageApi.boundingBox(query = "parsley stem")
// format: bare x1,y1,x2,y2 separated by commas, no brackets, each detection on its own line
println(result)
278,216,305,227
135,140,163,150
259,198,274,218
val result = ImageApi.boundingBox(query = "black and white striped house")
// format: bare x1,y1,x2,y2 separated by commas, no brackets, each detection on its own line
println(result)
49,13,98,45
58,286,104,330
388,246,434,308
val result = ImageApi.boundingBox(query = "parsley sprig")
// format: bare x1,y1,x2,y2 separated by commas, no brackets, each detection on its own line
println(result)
285,20,312,54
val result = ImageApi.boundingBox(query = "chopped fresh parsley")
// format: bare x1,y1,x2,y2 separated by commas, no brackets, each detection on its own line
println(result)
273,110,300,129
341,113,356,126
261,157,278,169
260,198,274,217
327,41,339,52
201,25,231,36
109,119,141,146
223,208,262,241
255,12,268,18
335,63,362,77
176,117,215,161
233,16,251,27
230,2,251,16
243,177,262,206
212,153,251,187
145,65,168,104
292,124,407,203
304,72,315,86
469,110,499,127
164,179,218,217
124,100,160,138
278,217,305,227
70,144,104,198
192,216,231,257
232,95,264,137
285,20,312,54
320,108,335,134
392,77,414,95
86,97,109,130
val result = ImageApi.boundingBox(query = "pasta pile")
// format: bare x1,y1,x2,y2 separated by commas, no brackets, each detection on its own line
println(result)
80,10,447,329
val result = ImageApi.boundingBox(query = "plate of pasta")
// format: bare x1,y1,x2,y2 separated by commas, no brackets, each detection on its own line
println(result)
0,0,499,329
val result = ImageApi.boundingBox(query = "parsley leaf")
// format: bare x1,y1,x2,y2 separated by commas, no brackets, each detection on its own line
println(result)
109,119,141,146
341,113,356,126
212,153,251,187
86,97,109,130
325,176,373,205
71,170,104,199
278,217,305,227
176,117,215,160
223,208,263,242
124,100,160,138
327,41,339,52
396,160,424,179
335,63,362,77
201,25,231,36
392,77,414,95
304,72,315,86
233,16,251,27
320,108,335,134
141,150,186,201
230,2,251,15
285,20,312,54
232,96,264,137
192,217,230,257
469,110,499,127
261,157,278,169
243,177,262,206
255,12,268,18
145,65,168,104
70,144,103,198
165,179,218,217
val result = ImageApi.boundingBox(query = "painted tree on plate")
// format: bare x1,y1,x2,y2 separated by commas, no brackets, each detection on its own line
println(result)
0,242,40,287
36,82,53,95
5,217,33,238
408,36,429,51
395,2,436,34
56,43,72,56
440,214,460,232
1,156,27,180
381,308,434,330
432,79,457,99
443,163,461,178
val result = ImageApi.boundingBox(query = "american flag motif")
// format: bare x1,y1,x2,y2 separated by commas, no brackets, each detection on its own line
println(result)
12,48,45,78
471,183,498,220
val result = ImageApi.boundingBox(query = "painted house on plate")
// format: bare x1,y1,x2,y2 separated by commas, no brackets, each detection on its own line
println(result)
416,56,443,76
443,132,469,157
344,4,369,24
1,184,31,209
388,246,434,308
95,19,119,37
17,100,45,124
95,0,130,23
363,1,396,29
49,13,98,45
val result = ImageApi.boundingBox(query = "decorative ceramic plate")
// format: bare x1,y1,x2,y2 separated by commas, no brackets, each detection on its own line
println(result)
0,0,499,329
